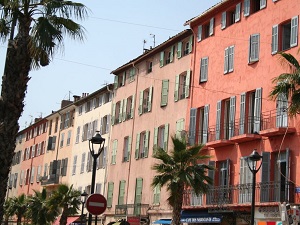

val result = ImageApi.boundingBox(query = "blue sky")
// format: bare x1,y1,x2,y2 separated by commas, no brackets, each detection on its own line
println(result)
0,0,220,129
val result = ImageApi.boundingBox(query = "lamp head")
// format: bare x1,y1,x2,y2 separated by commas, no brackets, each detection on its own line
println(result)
81,190,88,203
90,131,105,145
248,149,263,162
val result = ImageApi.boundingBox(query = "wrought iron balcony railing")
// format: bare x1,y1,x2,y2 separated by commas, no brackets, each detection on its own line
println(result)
115,203,149,217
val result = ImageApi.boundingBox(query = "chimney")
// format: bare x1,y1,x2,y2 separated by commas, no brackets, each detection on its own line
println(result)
73,95,80,102
61,100,73,108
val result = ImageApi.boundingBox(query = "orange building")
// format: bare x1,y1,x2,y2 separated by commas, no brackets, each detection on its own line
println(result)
183,1,300,225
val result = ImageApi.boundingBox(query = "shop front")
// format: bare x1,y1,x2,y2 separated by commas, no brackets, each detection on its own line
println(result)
181,210,223,224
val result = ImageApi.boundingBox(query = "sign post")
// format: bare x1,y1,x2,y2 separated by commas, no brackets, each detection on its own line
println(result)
86,194,107,216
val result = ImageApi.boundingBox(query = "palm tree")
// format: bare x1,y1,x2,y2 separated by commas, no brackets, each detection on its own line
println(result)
27,188,57,225
48,184,81,225
9,194,28,225
152,136,214,225
270,52,300,116
0,1,88,221
3,198,13,225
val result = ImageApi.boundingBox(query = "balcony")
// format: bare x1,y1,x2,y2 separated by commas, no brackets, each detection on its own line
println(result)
40,175,59,186
183,181,297,209
206,126,235,148
115,203,149,217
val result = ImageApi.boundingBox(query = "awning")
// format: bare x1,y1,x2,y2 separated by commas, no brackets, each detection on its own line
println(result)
181,210,222,223
153,219,172,224
53,216,79,225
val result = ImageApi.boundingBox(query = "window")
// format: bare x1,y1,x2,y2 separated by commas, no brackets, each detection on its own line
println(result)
112,101,122,125
94,96,100,108
249,34,260,63
129,68,136,82
123,136,131,162
20,170,24,186
161,80,169,107
118,180,126,205
60,133,64,148
97,146,107,169
272,16,298,54
176,118,185,139
135,131,149,159
86,153,92,172
54,117,59,133
244,0,266,17
239,157,253,203
80,153,86,173
114,72,126,89
154,124,169,152
221,4,241,29
100,115,110,134
124,95,135,120
199,57,209,83
138,86,153,115
175,70,191,101
72,155,77,175
147,61,153,73
47,136,56,150
197,18,214,41
153,184,161,205
224,46,235,74
95,183,102,194
36,143,41,156
75,126,80,144
189,106,209,145
91,120,98,138
66,131,71,146
183,36,193,56
31,146,35,158
165,47,174,65
239,88,262,135
30,167,35,184
78,105,83,115
107,182,114,207
276,93,288,127
82,123,89,141
13,173,18,188
36,165,41,183
134,178,143,214
111,140,118,164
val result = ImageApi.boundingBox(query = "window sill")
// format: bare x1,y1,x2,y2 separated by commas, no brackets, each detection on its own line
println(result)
248,60,259,65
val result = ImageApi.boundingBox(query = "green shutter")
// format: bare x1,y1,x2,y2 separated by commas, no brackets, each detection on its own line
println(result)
164,124,169,151
161,80,169,107
107,182,114,207
114,76,118,90
139,91,143,115
128,136,132,161
160,51,164,67
135,178,143,204
185,70,191,98
131,94,135,118
119,100,123,123
189,35,193,53
174,75,179,102
123,98,127,121
177,42,182,58
135,133,140,159
118,180,126,205
153,127,158,154
170,46,174,63
144,130,149,158
148,86,153,112
176,119,181,138
122,72,126,85
111,103,116,125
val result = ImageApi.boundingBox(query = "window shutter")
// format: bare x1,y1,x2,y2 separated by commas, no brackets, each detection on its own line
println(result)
86,153,90,172
135,178,143,204
177,42,182,58
188,108,197,145
111,103,116,125
203,105,209,144
123,98,127,121
170,46,174,63
176,120,181,138
63,158,68,176
119,100,123,123
131,95,135,119
224,47,229,74
185,70,191,98
135,133,140,159
291,16,298,47
254,88,262,133
81,153,86,173
188,35,193,53
114,75,118,90
216,101,221,140
118,180,126,205
112,140,117,164
107,182,114,207
160,51,164,67
161,80,169,106
239,93,246,135
148,86,153,112
244,0,250,16
128,136,132,161
144,130,149,158
72,156,77,175
106,115,110,133
260,152,270,202
235,3,241,22
100,117,103,134
226,159,231,187
249,34,260,62
272,25,278,54
122,72,126,86
229,46,234,72
229,96,236,139
174,75,179,102
30,167,35,184
139,90,143,115
197,25,202,42
276,93,288,127
164,123,169,151
221,12,226,29
209,18,214,36
208,161,215,185
153,127,158,153
47,137,53,150
260,0,266,9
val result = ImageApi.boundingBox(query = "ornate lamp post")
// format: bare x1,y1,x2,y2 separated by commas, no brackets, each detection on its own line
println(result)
81,190,88,224
247,149,263,225
88,131,105,225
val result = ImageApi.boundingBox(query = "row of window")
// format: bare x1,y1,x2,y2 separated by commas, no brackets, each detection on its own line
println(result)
78,183,102,195
72,147,107,176
23,142,46,161
11,150,22,166
25,122,48,141
78,92,112,115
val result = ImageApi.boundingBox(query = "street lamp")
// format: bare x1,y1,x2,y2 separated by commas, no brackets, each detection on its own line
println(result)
247,149,263,225
88,131,105,225
81,190,88,225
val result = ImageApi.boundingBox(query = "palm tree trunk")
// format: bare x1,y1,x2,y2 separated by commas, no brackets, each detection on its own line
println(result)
171,184,184,225
60,205,69,225
0,15,31,223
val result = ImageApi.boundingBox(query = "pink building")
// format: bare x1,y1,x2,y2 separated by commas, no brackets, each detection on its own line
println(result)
182,1,300,225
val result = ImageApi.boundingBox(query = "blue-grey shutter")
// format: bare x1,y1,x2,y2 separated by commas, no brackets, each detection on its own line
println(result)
189,108,197,145
209,18,214,36
253,88,262,133
203,105,209,144
177,42,182,58
229,96,236,139
239,93,246,135
235,3,241,22
260,152,270,202
291,16,298,47
216,101,222,140
111,103,116,125
138,90,143,115
197,25,202,42
221,12,226,29
185,70,191,98
119,100,123,123
153,127,158,152
135,133,140,159
114,75,118,90
131,94,135,119
224,47,229,74
123,98,127,121
272,25,279,54
144,131,149,158
244,0,250,17
229,46,234,72
170,46,174,63
164,124,169,151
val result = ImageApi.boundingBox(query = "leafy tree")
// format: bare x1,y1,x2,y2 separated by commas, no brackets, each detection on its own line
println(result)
152,136,214,225
9,194,28,225
0,0,88,221
27,188,57,225
270,52,300,116
48,184,81,225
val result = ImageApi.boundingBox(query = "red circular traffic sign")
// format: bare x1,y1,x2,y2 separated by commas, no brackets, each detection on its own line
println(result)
86,194,107,215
